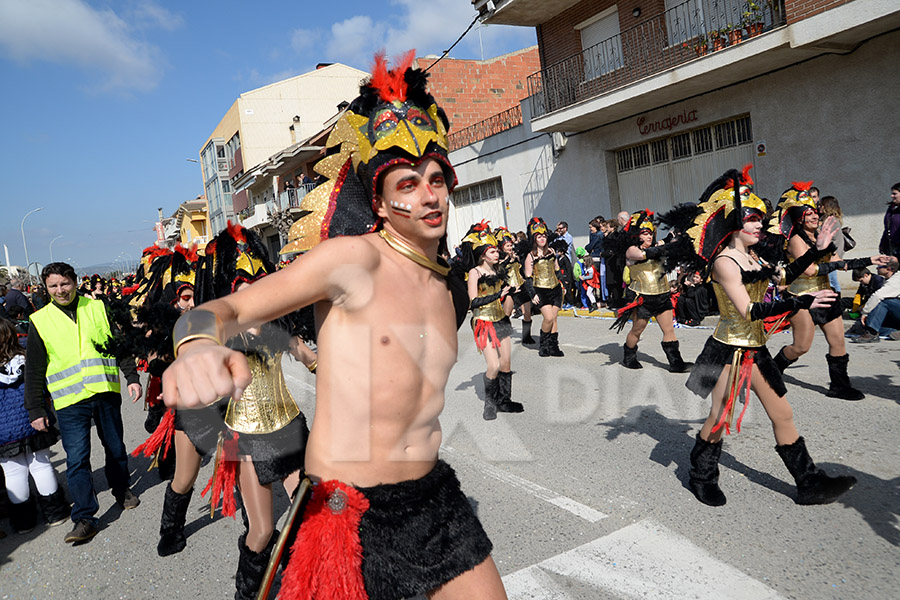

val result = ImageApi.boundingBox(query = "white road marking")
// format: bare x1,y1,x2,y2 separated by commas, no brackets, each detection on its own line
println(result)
283,371,316,392
442,446,607,523
502,519,788,600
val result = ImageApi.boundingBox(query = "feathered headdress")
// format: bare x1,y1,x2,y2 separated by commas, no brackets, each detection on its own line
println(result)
459,220,499,270
684,166,767,262
281,50,454,254
767,180,817,243
526,217,550,240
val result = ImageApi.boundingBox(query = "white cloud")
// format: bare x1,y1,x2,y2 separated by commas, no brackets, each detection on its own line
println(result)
310,0,535,71
291,28,323,54
0,0,165,92
131,1,184,32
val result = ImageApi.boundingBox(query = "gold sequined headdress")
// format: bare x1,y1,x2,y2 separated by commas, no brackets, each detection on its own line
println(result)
687,165,767,262
280,51,455,255
462,220,498,251
767,180,816,244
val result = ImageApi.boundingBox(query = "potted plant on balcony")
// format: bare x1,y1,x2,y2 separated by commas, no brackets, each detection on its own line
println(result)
683,34,709,57
723,23,742,46
709,29,727,52
743,1,765,37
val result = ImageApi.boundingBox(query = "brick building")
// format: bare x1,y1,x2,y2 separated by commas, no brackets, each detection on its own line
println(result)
446,0,900,288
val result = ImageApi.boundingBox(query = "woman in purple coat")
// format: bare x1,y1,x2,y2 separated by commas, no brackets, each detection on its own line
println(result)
879,183,900,260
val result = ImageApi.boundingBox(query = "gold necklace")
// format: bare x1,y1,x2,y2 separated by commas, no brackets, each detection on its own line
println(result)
378,229,449,276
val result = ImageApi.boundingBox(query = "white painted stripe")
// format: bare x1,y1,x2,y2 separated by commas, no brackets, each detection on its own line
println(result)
503,520,788,600
283,372,316,392
442,446,607,523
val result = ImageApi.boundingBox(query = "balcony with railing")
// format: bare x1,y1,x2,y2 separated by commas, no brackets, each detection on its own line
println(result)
239,182,318,229
448,105,524,151
528,0,785,121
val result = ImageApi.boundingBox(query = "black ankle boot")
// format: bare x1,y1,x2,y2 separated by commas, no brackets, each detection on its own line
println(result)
9,496,37,534
235,531,276,600
548,332,565,356
496,371,524,413
824,354,864,400
661,340,692,373
538,330,551,357
522,320,536,345
157,484,193,557
36,488,70,527
775,437,856,505
622,343,642,369
483,374,499,421
688,433,727,506
773,347,796,373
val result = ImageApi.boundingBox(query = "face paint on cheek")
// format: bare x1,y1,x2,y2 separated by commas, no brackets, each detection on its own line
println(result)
388,200,412,218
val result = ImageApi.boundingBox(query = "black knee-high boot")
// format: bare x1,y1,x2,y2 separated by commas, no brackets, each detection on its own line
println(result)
36,488,70,527
548,332,565,356
661,340,692,373
688,433,727,506
824,353,865,400
496,371,524,413
773,346,796,373
8,496,37,534
538,330,551,357
158,484,193,557
622,343,642,369
235,531,277,600
521,320,535,345
483,374,499,420
775,437,857,504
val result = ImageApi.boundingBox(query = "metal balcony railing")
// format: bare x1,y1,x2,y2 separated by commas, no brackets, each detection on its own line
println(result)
527,0,785,118
448,105,524,151
277,182,317,210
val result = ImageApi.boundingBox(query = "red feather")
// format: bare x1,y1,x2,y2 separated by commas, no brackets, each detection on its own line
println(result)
131,407,175,460
741,164,754,186
279,481,370,600
201,432,239,518
226,221,246,244
369,50,416,103
792,180,814,192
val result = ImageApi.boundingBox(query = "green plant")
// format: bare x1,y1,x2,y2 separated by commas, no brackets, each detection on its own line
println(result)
742,1,764,26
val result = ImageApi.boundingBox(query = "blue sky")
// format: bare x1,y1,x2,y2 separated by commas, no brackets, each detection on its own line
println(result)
0,0,535,272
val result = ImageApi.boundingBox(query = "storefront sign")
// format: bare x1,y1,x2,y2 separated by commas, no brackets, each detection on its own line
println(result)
637,109,698,135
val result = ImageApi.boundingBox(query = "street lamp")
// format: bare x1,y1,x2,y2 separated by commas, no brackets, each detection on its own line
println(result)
49,235,63,262
21,207,43,280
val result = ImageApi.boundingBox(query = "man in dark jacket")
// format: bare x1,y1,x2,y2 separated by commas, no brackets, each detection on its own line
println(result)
879,183,900,260
3,279,32,316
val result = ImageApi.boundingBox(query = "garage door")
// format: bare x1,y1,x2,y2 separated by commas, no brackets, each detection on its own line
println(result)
448,178,508,246
616,115,755,215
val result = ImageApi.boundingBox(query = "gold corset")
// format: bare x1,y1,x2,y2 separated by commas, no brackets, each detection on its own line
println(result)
225,352,300,434
787,251,833,294
504,259,525,289
532,255,559,288
712,278,769,347
472,278,506,322
628,259,669,295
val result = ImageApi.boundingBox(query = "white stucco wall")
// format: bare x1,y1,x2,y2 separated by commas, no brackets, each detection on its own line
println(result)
451,30,900,288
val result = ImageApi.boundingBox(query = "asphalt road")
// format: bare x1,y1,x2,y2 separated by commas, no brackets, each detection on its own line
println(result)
1,313,897,600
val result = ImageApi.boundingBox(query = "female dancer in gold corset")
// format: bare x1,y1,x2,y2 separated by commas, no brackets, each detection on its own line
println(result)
496,227,535,345
461,223,524,420
769,182,889,400
611,210,690,372
678,168,856,507
523,217,564,357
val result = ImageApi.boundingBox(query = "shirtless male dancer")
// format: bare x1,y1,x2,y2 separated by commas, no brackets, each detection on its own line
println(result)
162,53,506,599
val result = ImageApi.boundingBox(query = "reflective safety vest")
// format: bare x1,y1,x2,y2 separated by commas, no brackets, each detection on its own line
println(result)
30,296,120,410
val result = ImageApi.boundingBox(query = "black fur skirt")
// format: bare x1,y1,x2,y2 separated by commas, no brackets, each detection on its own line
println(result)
174,401,227,456
686,336,787,398
357,459,493,599
611,290,672,332
535,285,562,308
234,413,308,486
471,316,513,351
510,288,531,308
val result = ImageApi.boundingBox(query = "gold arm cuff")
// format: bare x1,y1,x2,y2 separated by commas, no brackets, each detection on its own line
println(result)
306,359,317,374
173,310,224,358
746,302,754,318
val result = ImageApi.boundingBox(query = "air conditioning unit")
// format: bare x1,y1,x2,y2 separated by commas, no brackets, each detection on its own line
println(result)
552,131,568,157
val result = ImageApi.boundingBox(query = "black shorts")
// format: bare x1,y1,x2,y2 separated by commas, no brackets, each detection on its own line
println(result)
535,285,562,308
686,336,787,398
510,288,531,308
789,290,843,325
174,401,227,456
235,413,308,486
626,289,672,320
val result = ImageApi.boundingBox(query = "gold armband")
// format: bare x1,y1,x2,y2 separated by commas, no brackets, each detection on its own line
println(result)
173,310,225,358
306,359,317,374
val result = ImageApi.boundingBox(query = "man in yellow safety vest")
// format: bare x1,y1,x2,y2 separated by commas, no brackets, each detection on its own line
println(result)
25,262,143,544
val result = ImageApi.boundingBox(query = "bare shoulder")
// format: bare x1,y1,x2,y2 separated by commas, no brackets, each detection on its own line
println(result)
309,233,382,269
712,252,741,282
